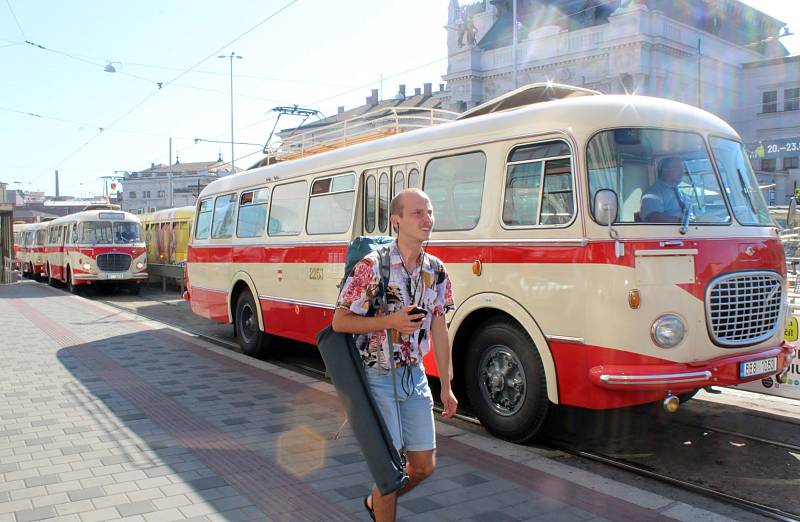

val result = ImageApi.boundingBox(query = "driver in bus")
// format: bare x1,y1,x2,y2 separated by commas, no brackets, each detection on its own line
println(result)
640,156,692,223
332,188,457,522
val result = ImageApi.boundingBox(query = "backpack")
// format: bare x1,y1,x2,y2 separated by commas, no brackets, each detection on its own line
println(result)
338,236,394,292
338,235,445,300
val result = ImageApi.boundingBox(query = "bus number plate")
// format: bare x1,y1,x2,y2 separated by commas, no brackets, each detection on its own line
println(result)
739,357,777,378
107,273,123,280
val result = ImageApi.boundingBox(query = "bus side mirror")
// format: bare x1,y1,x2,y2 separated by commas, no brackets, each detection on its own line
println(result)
594,189,618,226
788,198,799,230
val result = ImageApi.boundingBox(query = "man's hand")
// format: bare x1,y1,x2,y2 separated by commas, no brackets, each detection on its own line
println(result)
440,388,458,419
386,305,425,334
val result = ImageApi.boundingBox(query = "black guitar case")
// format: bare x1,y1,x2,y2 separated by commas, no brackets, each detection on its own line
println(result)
316,325,409,496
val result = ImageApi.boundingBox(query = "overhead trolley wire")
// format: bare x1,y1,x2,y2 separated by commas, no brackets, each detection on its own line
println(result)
4,0,26,39
29,0,301,182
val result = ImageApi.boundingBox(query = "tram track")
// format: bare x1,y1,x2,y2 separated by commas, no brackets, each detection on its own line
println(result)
84,287,800,522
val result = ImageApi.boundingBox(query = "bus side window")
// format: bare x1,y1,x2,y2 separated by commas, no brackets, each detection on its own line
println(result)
211,194,238,239
308,173,355,235
408,168,420,188
237,188,270,238
195,198,213,239
364,174,376,234
424,151,486,231
503,140,574,227
268,181,306,236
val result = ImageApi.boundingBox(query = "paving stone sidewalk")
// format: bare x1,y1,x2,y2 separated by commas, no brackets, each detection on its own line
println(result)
0,282,761,522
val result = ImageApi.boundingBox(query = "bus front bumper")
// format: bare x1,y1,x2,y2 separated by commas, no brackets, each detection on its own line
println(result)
74,273,149,282
589,342,794,391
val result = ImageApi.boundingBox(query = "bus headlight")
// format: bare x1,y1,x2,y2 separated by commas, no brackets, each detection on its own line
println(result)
82,263,91,271
136,262,144,270
651,314,686,348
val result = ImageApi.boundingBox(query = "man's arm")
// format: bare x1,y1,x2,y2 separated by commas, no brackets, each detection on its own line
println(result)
430,314,457,418
332,306,425,335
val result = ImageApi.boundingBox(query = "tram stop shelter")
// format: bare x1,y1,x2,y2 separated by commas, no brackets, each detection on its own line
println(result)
0,181,14,284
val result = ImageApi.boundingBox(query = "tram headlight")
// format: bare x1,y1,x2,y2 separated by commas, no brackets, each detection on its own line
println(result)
651,314,685,348
82,263,91,271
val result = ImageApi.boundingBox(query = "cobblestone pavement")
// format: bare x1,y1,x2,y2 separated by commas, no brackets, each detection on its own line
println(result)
0,282,763,521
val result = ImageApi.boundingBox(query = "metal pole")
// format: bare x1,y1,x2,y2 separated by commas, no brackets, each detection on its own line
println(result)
229,55,235,173
512,0,518,89
168,137,173,208
697,38,701,108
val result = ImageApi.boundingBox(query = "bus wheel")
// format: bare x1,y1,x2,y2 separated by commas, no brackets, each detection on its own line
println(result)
235,291,270,358
67,267,80,294
465,320,549,443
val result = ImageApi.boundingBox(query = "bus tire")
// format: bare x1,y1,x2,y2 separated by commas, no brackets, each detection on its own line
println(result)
235,291,271,358
465,320,549,443
129,283,141,295
67,267,80,295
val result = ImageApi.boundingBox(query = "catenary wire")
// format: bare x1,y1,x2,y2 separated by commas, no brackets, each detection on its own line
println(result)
30,0,301,183
4,0,26,39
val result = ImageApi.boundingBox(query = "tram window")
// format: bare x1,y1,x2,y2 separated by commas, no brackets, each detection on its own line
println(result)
268,181,306,236
424,151,486,231
237,188,270,238
503,140,575,227
194,198,213,239
393,171,404,197
70,224,78,243
211,193,237,239
408,168,420,188
365,175,376,233
379,171,389,232
308,173,355,235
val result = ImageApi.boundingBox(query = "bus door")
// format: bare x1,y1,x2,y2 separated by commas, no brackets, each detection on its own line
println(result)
362,163,419,237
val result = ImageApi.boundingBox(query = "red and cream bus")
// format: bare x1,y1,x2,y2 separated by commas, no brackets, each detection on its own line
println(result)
13,222,48,278
185,84,795,442
44,209,148,294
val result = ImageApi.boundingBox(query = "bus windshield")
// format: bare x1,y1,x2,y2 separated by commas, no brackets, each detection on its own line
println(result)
588,128,731,225
81,222,142,244
709,136,772,226
113,222,142,244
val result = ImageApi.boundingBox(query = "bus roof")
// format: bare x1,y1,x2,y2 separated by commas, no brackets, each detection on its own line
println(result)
201,92,739,199
140,206,196,224
46,209,142,226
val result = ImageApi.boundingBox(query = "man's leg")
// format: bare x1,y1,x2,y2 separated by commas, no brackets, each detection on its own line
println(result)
370,489,396,522
397,449,435,496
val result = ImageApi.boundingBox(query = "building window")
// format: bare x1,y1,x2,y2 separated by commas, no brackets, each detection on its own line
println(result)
762,91,777,113
129,192,137,199
143,191,151,198
761,158,776,171
785,157,799,170
785,88,800,112
158,190,166,198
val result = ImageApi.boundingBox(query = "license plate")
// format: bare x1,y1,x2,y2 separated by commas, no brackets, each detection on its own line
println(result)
107,273,123,280
739,357,777,378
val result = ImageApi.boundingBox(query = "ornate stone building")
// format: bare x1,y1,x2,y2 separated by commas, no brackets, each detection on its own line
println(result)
443,0,799,201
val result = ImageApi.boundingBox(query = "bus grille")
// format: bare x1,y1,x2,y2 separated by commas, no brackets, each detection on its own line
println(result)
97,253,131,272
706,272,783,346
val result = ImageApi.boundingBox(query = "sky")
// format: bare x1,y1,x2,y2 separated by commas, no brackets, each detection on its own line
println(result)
1,0,797,198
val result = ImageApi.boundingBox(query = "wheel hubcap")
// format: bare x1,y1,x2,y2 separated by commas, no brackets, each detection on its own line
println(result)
478,345,526,416
240,304,256,343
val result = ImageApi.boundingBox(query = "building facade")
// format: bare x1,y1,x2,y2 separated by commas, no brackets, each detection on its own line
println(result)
443,0,799,201
122,159,235,214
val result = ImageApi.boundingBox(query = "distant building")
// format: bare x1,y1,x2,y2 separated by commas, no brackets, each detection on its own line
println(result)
122,158,236,214
443,0,799,202
251,84,451,168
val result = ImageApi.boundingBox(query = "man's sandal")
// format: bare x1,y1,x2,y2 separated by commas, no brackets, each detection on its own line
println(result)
363,495,375,521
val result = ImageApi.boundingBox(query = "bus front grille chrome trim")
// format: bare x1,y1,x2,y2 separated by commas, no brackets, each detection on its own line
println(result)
600,371,712,385
97,253,132,272
706,271,783,347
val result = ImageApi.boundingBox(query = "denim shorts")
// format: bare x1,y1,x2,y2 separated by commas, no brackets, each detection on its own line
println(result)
365,363,436,452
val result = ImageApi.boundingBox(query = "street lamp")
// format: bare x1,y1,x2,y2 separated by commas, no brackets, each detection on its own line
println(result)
218,52,243,174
